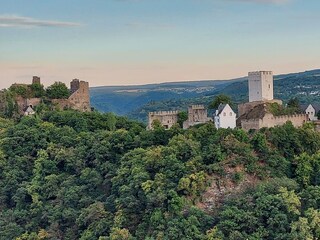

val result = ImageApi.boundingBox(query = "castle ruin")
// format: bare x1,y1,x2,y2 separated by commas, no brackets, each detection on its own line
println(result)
68,79,91,111
239,71,308,131
147,110,179,130
183,105,210,129
11,77,91,115
32,76,41,85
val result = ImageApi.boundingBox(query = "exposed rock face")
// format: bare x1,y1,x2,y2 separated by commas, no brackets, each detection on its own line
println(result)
197,166,260,213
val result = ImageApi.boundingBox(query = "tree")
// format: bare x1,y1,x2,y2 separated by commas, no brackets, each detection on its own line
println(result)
209,94,232,109
177,111,188,128
9,84,31,98
287,97,300,112
46,82,70,99
30,83,46,98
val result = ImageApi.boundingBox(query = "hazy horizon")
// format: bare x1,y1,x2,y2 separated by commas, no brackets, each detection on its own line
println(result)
1,0,320,89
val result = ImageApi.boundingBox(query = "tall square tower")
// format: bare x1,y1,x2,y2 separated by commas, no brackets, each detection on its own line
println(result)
248,71,273,102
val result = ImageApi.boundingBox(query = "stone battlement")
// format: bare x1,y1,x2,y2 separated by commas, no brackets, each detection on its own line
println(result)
149,110,179,116
241,113,308,131
249,71,273,75
189,105,205,110
147,110,179,130
273,114,307,120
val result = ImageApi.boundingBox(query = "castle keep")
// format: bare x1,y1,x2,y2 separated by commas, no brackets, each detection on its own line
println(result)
238,71,308,131
248,71,273,102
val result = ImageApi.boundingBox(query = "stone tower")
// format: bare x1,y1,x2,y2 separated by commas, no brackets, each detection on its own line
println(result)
70,79,81,93
248,71,273,102
147,111,179,130
68,79,91,111
32,76,41,85
182,105,210,129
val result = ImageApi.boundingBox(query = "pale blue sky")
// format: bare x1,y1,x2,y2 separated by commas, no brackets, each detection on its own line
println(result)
0,0,319,88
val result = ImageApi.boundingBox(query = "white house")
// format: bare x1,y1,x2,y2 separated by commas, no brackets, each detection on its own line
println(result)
214,104,236,129
301,104,319,121
24,105,36,116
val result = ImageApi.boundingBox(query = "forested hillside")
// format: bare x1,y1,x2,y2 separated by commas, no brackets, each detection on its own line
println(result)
90,69,320,122
0,111,319,239
128,72,320,122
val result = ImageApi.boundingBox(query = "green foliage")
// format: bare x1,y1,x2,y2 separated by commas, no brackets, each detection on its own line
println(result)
177,111,188,127
0,111,319,239
287,97,300,111
9,84,31,98
123,71,320,122
30,83,46,98
1,90,19,118
209,94,232,109
46,82,70,99
9,83,45,99
267,102,299,116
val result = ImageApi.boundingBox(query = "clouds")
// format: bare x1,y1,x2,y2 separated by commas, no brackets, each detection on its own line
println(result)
0,15,82,28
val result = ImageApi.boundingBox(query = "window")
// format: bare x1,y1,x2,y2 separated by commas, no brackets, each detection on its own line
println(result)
229,112,232,116
223,112,226,116
268,84,270,89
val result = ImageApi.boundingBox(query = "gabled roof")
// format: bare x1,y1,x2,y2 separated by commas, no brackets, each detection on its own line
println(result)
215,103,235,116
300,104,320,113
217,104,227,115
24,105,35,113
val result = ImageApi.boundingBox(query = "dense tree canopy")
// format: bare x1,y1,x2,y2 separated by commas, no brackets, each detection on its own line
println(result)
0,111,319,239
209,94,232,109
46,82,70,99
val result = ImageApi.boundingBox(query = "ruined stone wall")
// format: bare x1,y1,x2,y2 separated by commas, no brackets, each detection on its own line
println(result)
148,111,179,130
51,99,74,110
265,114,308,128
240,118,262,131
183,105,209,129
314,121,320,132
188,105,208,122
68,80,91,112
241,113,308,131
70,79,80,93
15,96,27,114
32,76,41,85
26,98,41,108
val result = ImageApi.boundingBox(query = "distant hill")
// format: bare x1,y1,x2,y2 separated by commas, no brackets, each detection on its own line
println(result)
90,78,243,114
90,69,320,122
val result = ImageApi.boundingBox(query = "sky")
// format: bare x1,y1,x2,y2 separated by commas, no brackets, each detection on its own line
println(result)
0,0,320,88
